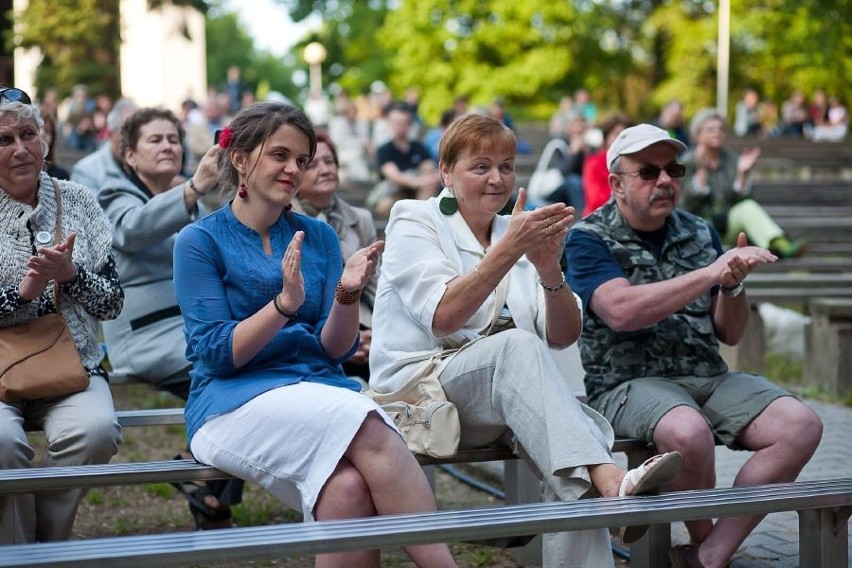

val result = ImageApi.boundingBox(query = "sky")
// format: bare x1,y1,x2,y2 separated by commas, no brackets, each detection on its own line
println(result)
224,0,319,57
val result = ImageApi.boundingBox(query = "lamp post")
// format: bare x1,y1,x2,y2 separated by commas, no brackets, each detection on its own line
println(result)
303,42,327,98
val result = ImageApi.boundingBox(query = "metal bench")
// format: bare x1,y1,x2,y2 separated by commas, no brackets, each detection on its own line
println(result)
1,479,849,568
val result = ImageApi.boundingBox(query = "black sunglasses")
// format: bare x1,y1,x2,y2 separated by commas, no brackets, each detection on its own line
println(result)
615,163,686,181
0,88,32,105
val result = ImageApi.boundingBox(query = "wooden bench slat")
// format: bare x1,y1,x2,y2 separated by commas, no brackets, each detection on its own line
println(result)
2,479,849,568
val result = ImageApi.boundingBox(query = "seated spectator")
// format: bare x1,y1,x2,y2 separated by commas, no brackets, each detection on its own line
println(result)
293,131,377,381
422,109,458,161
565,123,823,568
369,114,681,566
654,100,691,148
780,91,809,137
733,89,764,138
173,102,455,567
680,108,806,258
98,108,238,530
582,113,633,217
812,95,848,142
41,112,70,180
548,95,575,138
366,102,440,217
327,95,373,183
547,112,590,211
62,84,97,153
70,98,139,195
1,88,123,543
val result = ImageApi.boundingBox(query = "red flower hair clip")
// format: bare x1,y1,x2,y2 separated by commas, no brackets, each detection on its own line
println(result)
217,127,233,149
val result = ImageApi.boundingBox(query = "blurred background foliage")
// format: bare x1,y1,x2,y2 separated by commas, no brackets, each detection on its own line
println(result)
11,0,850,123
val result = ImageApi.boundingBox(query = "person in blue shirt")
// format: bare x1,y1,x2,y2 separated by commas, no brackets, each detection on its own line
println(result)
173,102,455,568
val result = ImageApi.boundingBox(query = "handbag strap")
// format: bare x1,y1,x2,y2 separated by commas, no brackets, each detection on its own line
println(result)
50,178,63,310
534,138,570,174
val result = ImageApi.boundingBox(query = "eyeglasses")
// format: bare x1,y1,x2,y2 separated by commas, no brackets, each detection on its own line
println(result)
0,88,32,105
614,163,686,180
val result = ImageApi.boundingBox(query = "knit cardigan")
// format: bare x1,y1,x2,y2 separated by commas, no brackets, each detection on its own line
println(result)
0,171,121,369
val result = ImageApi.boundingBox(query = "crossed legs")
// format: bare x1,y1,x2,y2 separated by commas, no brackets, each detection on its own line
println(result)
315,412,455,568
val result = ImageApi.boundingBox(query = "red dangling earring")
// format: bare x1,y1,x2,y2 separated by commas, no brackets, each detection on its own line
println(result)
238,182,247,199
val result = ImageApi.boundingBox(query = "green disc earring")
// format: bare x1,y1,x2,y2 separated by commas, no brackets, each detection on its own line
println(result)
439,194,458,215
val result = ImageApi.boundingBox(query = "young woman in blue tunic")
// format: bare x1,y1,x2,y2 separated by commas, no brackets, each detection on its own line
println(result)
173,102,455,567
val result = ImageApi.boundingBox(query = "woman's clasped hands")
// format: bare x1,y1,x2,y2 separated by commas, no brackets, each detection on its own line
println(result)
20,231,78,301
505,187,576,270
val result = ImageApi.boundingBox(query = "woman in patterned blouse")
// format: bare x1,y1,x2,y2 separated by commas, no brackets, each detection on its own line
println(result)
0,87,124,544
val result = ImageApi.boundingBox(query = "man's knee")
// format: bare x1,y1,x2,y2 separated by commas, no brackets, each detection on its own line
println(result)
654,405,715,455
765,398,823,452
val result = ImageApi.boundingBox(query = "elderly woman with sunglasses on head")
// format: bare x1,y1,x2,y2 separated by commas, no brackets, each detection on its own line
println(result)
293,130,377,382
369,114,681,567
0,87,124,543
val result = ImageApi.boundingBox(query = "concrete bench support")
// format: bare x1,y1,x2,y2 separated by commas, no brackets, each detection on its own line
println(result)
805,299,852,397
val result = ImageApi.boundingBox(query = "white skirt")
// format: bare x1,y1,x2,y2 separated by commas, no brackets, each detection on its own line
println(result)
190,382,398,521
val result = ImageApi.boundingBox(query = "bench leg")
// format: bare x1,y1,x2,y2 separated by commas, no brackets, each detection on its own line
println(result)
798,507,851,568
505,460,544,565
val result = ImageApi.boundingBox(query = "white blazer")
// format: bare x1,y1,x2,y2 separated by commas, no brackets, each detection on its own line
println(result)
369,188,582,393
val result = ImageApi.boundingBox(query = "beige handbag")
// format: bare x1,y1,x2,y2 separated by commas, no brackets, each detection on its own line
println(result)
0,179,89,403
366,271,509,458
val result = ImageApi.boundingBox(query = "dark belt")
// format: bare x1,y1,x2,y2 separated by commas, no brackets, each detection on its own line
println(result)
130,305,182,331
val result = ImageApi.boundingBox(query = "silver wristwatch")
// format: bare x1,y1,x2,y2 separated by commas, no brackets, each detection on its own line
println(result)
720,281,744,298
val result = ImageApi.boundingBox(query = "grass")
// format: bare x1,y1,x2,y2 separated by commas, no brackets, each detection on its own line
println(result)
765,352,852,407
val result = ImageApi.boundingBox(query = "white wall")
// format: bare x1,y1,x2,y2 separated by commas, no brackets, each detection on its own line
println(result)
12,0,206,113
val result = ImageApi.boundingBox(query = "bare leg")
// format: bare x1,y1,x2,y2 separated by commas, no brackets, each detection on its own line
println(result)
692,398,822,568
314,459,380,568
653,406,718,544
343,412,456,567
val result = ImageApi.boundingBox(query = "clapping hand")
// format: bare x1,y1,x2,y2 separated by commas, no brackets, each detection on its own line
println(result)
279,231,305,313
507,188,575,270
340,241,384,293
20,232,78,301
715,232,776,289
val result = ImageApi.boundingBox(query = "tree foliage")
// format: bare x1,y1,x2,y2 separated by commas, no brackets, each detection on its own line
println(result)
15,0,122,99
283,0,851,125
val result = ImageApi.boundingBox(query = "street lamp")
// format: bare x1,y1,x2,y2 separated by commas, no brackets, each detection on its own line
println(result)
303,42,327,98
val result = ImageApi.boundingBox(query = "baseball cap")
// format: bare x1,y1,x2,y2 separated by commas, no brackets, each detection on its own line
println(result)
606,123,687,171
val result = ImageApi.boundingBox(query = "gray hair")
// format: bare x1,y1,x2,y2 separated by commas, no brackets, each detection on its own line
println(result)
106,98,139,131
0,100,48,156
689,107,726,140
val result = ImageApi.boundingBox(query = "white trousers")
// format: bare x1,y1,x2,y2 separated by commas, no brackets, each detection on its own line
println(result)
0,376,122,543
438,329,615,568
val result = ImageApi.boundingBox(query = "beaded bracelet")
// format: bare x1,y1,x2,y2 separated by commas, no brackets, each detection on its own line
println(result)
335,280,362,305
273,293,298,319
540,273,567,292
187,177,207,196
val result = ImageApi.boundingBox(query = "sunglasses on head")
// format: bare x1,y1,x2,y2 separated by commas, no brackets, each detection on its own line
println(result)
615,163,686,181
0,88,32,105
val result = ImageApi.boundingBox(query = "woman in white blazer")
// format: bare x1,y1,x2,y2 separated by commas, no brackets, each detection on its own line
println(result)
369,114,681,567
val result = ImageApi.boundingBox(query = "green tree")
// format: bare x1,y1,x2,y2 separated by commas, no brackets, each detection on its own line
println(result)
15,0,122,99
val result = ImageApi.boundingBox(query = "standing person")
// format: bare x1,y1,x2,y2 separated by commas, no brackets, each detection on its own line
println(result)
369,114,681,567
97,108,234,530
565,123,823,568
680,108,805,258
294,130,377,381
0,87,123,543
173,102,456,568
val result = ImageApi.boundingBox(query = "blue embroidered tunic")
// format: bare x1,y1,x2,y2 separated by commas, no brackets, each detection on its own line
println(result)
173,203,359,443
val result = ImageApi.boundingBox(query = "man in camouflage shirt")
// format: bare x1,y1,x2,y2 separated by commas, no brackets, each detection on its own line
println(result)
565,124,823,568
